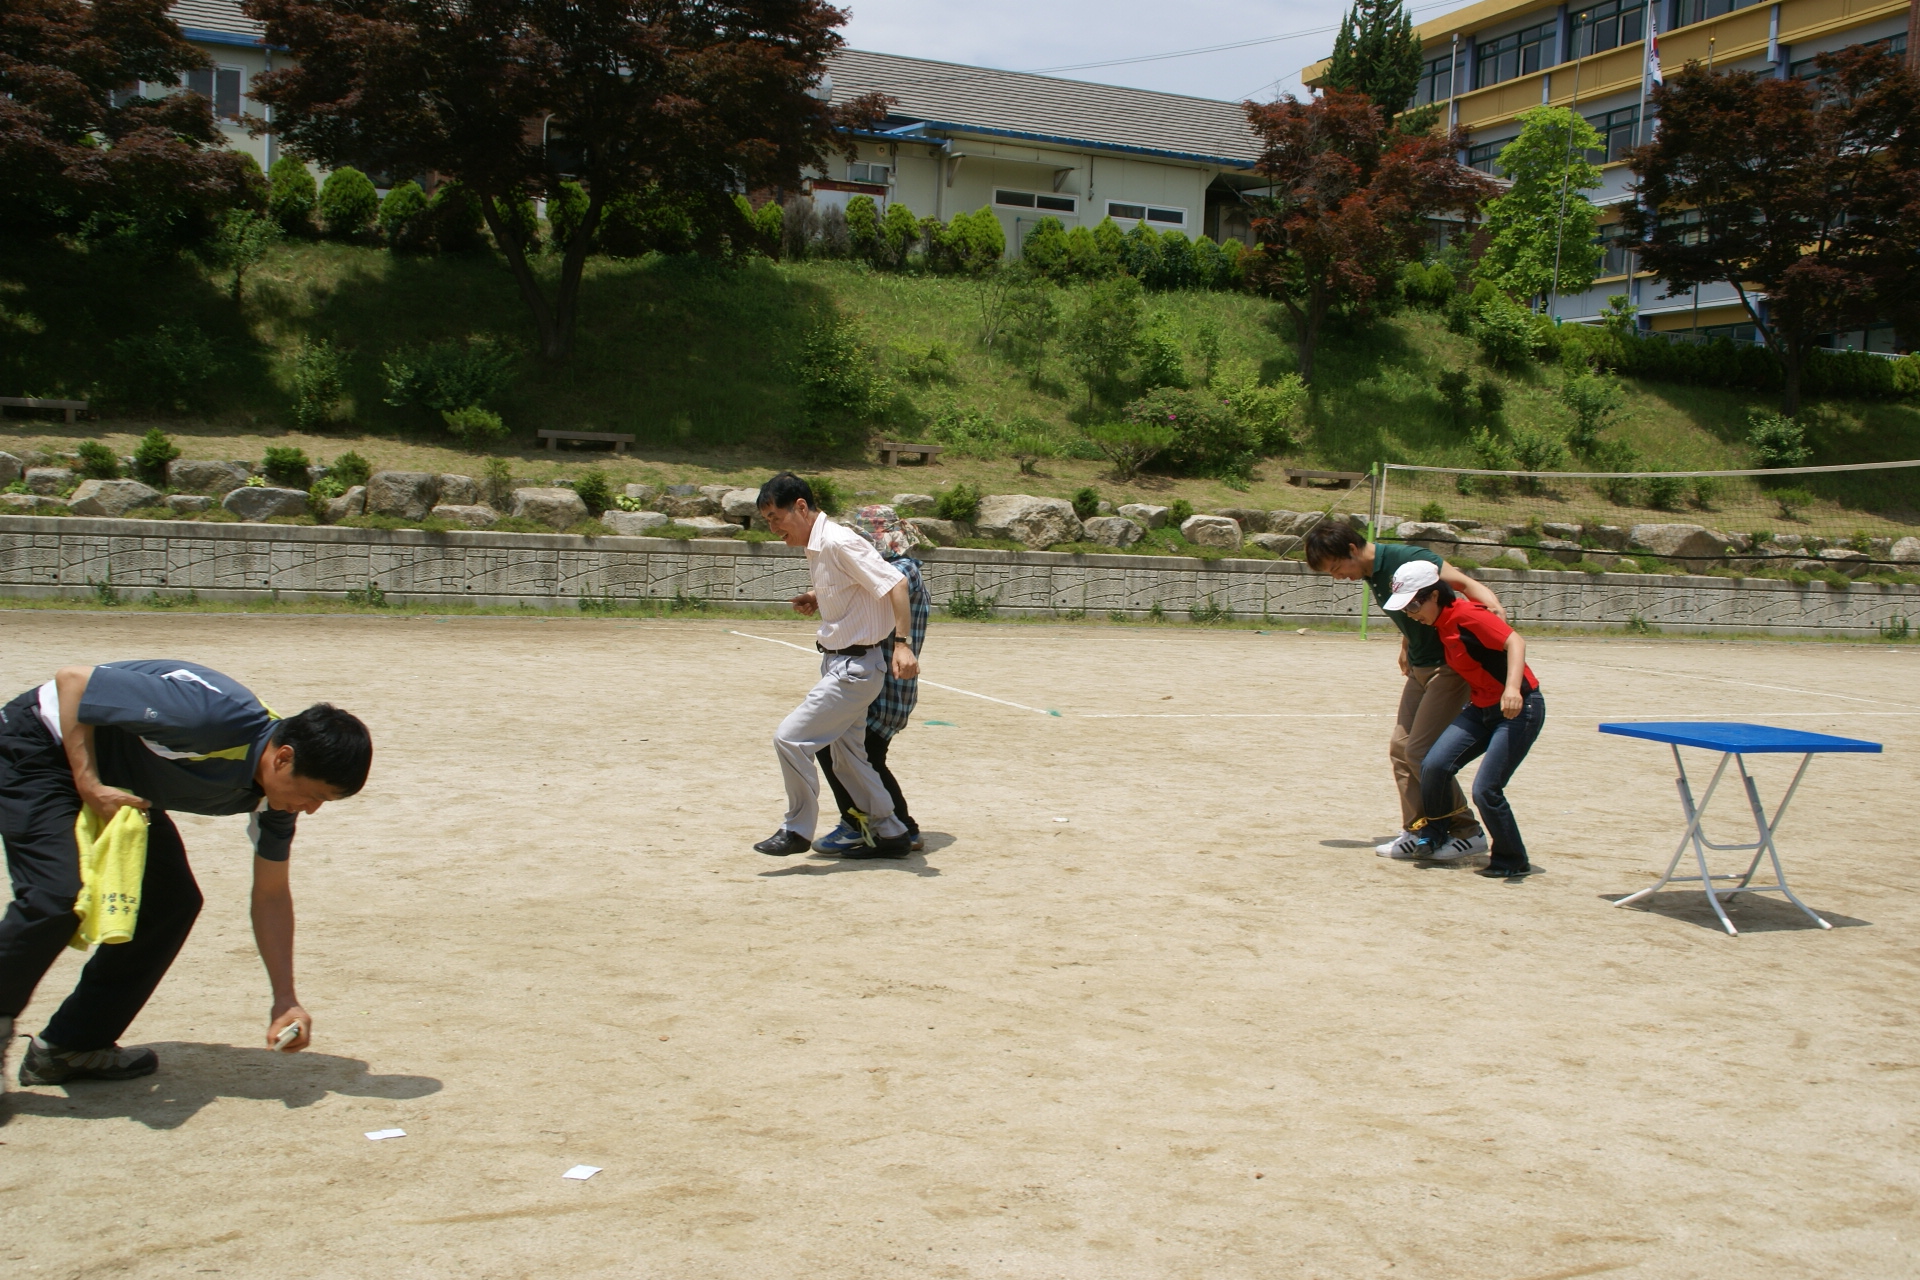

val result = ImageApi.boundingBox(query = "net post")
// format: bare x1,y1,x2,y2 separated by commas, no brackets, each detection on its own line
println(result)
1359,463,1381,641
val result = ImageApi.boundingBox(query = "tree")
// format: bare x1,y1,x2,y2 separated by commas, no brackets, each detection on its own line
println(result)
208,207,278,300
1243,88,1492,383
1063,275,1146,408
1,0,260,239
246,0,887,361
1324,0,1423,116
266,155,317,233
1622,48,1920,414
1475,106,1605,303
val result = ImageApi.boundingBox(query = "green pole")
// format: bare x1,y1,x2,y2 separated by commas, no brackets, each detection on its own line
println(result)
1359,462,1379,640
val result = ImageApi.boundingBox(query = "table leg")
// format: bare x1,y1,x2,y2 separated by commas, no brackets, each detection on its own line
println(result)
1735,753,1830,930
1615,748,1734,930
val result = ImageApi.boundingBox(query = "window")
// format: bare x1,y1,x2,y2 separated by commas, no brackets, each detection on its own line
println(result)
1672,0,1759,28
1596,225,1637,275
995,189,1076,213
1475,22,1557,88
1584,106,1640,164
1659,208,1707,246
1569,0,1645,59
1466,139,1511,175
848,160,890,184
185,66,243,121
109,83,143,109
1106,201,1184,226
1413,52,1455,106
1791,33,1907,81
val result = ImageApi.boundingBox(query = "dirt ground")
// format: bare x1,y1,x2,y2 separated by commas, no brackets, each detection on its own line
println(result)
1,612,1915,1279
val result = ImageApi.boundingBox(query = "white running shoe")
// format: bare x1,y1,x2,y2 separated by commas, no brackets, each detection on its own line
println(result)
1376,831,1422,859
1430,833,1490,861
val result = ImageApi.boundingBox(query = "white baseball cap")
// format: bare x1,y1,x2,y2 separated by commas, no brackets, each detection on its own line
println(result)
1383,559,1441,611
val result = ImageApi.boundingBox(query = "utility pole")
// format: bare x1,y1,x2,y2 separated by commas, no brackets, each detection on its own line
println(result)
1549,11,1591,320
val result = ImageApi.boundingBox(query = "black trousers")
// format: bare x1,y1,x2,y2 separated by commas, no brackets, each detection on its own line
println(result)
816,729,915,836
0,691,203,1051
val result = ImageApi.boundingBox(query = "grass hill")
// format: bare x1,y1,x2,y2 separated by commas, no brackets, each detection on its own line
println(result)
3,238,1916,528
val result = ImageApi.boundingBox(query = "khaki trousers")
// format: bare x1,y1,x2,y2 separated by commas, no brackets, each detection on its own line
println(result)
1389,665,1482,835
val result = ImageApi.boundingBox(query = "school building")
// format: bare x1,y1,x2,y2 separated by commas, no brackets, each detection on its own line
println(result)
1304,0,1913,351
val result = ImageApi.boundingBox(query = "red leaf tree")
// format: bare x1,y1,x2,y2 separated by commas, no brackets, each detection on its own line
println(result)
0,0,261,238
1621,47,1920,414
1241,87,1491,384
245,0,886,360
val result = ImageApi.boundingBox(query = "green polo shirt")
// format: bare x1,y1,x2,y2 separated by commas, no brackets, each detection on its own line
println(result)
1367,542,1447,668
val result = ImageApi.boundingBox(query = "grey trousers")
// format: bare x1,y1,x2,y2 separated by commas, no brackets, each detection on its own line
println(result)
775,649,906,840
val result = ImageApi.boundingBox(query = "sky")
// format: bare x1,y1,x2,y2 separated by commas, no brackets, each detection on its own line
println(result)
838,0,1459,104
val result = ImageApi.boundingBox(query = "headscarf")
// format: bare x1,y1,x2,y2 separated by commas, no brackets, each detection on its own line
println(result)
847,504,918,561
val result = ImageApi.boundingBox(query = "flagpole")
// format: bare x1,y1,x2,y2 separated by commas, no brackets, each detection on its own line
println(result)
1627,4,1659,312
1550,12,1590,319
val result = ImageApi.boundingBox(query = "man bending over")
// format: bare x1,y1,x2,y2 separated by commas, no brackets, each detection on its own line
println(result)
1,662,371,1087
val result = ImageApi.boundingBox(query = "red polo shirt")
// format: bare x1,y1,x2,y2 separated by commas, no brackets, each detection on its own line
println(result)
1434,600,1538,707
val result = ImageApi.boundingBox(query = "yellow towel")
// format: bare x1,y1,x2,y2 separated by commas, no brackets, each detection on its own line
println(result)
70,805,147,950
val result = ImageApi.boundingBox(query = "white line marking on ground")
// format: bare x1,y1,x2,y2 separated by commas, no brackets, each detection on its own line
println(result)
1079,712,1383,720
1564,660,1920,711
728,630,1057,717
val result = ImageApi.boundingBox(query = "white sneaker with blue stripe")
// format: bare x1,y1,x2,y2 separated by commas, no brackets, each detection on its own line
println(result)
811,822,869,855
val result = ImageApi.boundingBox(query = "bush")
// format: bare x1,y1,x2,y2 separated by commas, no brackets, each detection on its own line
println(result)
934,207,1005,274
1007,421,1058,474
1771,486,1815,519
1400,259,1457,309
290,339,347,428
1469,427,1516,496
846,195,879,259
573,468,611,516
1126,388,1257,479
803,475,844,515
1472,292,1539,367
266,156,316,234
1509,426,1566,492
934,481,981,523
1747,409,1812,469
546,181,589,251
1444,291,1474,335
423,181,487,253
1561,372,1623,453
318,167,379,239
131,427,180,485
262,446,311,489
1436,369,1472,427
441,406,508,444
1169,498,1194,524
1644,473,1687,511
1022,216,1069,280
1590,439,1642,504
329,451,373,489
1071,486,1100,519
75,440,119,479
1476,377,1506,419
1216,362,1306,454
1063,275,1146,407
1136,325,1188,391
600,185,701,257
879,201,921,267
1085,419,1176,482
377,180,429,250
107,323,220,411
382,338,515,413
482,456,512,507
1895,353,1920,398
1419,500,1447,522
497,192,541,251
792,317,885,453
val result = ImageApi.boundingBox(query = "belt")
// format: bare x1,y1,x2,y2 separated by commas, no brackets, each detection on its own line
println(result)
817,640,890,656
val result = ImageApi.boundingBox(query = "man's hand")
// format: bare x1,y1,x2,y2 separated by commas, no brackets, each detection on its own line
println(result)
80,782,149,825
1500,688,1523,719
268,1002,312,1053
790,592,819,616
1397,640,1411,678
891,643,920,681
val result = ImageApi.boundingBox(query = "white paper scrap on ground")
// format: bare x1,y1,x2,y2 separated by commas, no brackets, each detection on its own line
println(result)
365,1129,407,1141
563,1165,602,1180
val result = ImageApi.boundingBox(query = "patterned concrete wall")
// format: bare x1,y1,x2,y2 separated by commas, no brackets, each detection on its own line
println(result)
2,515,1915,636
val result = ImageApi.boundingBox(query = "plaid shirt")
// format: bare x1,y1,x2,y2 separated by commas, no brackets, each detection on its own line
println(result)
871,557,930,739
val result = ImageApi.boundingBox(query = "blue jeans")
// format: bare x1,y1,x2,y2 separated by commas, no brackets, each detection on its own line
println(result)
1420,691,1546,871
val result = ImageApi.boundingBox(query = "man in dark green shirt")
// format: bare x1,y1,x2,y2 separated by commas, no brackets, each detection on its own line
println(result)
1306,522,1506,860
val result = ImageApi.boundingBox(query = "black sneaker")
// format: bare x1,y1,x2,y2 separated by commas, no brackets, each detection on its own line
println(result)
19,1037,158,1085
754,829,813,857
842,832,912,860
1476,862,1539,880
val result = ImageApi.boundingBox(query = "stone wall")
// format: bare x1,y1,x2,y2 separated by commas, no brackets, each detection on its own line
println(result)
2,515,1916,637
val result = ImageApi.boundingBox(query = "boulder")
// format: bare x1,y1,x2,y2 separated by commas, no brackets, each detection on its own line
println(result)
1628,523,1733,571
602,509,670,536
67,479,162,517
427,504,495,529
223,485,310,521
1212,507,1268,533
907,517,968,545
0,493,66,512
1118,503,1170,529
25,467,72,495
1502,523,1534,540
721,488,761,524
974,494,1083,549
436,474,481,506
165,494,213,514
664,483,700,496
1535,537,1584,563
1180,513,1243,550
891,493,937,516
1819,548,1871,576
660,493,722,518
511,487,588,528
673,515,741,538
1721,531,1754,553
697,484,733,501
1491,548,1530,568
1585,524,1629,551
1890,536,1920,564
1541,522,1582,541
1250,532,1303,555
322,486,365,523
1396,521,1462,545
167,459,251,495
0,452,23,485
1451,518,1483,530
1082,515,1144,549
1763,534,1806,554
623,483,658,505
365,471,440,521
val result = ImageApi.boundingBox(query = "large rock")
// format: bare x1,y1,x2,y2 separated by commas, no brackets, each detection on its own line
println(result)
721,488,761,524
1584,524,1628,552
974,494,1082,549
698,484,735,503
1250,532,1303,555
67,478,162,517
1541,522,1582,541
165,494,212,514
25,467,72,495
1212,507,1268,533
660,493,722,518
430,504,498,529
1396,521,1462,545
1535,538,1584,563
1082,515,1144,549
1118,503,1170,529
1628,523,1734,572
673,515,741,538
511,487,588,528
907,517,968,546
365,471,440,521
0,493,66,512
0,452,23,485
1180,513,1243,550
1891,537,1920,564
622,483,658,505
322,485,365,523
436,474,481,506
891,493,936,517
167,459,251,495
223,486,310,521
1819,548,1871,576
602,509,669,536
663,484,699,496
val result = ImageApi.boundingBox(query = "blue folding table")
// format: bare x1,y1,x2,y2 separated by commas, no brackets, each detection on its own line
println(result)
1598,722,1883,936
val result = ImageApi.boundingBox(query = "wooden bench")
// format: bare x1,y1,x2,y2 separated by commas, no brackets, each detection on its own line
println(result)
1284,467,1367,490
0,396,89,424
538,428,635,454
878,441,944,466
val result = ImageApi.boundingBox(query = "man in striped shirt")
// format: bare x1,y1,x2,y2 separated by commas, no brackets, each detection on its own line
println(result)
754,474,921,860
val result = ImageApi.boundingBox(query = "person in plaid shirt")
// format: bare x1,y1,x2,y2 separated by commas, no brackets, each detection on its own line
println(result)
815,506,931,854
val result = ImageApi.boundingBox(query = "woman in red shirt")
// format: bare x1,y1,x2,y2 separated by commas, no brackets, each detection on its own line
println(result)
1385,560,1546,880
